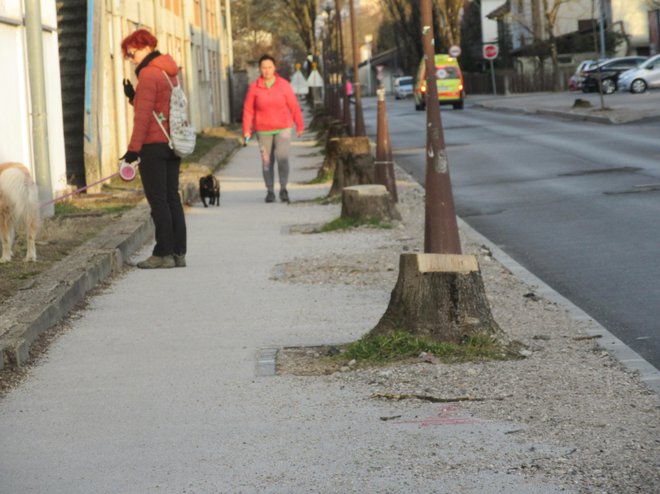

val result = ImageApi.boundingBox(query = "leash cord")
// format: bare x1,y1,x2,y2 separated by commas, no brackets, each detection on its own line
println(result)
39,172,120,208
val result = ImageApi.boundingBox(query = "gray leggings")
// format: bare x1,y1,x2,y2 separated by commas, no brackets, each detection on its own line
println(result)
256,130,291,192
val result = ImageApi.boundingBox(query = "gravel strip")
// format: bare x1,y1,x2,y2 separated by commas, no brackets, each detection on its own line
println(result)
276,167,660,494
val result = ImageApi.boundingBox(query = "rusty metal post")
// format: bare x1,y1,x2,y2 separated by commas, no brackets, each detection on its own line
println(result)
336,0,353,135
348,0,366,136
420,0,461,254
375,85,399,202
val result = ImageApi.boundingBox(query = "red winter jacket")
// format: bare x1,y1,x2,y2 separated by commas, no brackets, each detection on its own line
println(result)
128,53,179,152
242,75,304,135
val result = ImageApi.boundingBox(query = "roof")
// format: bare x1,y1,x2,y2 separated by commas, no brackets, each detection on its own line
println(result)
487,0,510,20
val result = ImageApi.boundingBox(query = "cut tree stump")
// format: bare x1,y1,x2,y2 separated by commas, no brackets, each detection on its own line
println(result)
328,137,374,196
341,185,401,222
370,253,501,342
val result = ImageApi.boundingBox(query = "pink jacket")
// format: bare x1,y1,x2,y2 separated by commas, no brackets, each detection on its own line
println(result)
242,75,304,135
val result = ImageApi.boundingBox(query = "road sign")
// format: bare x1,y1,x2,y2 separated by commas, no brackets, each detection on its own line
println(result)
483,44,499,60
449,45,461,58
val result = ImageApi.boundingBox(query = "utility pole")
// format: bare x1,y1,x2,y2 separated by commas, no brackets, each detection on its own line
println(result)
25,0,54,216
599,0,607,60
348,0,366,136
420,0,461,254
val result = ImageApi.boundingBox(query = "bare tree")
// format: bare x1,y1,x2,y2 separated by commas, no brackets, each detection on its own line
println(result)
280,0,319,58
541,0,575,90
435,0,464,49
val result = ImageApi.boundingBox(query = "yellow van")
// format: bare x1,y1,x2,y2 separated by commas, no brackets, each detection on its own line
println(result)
414,54,465,110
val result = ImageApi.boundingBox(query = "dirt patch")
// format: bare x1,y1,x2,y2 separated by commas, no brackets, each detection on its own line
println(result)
0,191,143,306
276,346,345,376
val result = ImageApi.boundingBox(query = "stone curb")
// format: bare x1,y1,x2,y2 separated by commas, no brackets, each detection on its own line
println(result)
0,205,154,370
472,102,618,124
372,140,660,396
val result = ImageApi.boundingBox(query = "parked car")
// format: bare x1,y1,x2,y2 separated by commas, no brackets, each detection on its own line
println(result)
413,54,465,110
582,56,647,94
393,76,414,99
568,59,599,91
618,54,660,93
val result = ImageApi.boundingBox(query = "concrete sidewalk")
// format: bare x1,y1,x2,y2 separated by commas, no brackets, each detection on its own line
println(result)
0,122,658,493
0,133,572,493
470,90,660,124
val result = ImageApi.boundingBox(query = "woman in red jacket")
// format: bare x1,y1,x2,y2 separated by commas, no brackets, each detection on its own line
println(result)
120,29,186,269
243,55,304,203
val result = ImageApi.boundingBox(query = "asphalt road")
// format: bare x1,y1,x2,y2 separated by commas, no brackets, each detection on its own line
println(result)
361,94,660,369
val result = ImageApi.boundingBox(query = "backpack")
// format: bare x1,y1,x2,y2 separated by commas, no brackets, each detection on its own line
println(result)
153,71,196,158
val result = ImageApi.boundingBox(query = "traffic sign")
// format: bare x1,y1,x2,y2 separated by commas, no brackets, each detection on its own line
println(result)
483,44,499,60
449,45,461,58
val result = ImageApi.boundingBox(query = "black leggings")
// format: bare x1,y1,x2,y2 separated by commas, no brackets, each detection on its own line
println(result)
138,143,186,257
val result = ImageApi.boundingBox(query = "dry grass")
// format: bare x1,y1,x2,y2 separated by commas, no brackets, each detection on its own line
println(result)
0,190,143,306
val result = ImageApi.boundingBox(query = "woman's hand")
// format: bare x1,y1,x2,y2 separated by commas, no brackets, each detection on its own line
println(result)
296,130,303,138
123,79,135,102
120,150,140,164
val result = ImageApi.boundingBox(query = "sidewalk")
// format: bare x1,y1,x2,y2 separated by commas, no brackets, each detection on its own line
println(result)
470,90,660,124
0,121,659,493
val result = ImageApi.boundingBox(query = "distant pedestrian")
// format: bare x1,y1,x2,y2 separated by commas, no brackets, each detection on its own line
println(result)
346,79,354,98
120,29,187,269
242,54,304,203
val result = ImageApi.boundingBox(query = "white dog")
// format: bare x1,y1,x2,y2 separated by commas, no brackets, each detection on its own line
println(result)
0,162,40,262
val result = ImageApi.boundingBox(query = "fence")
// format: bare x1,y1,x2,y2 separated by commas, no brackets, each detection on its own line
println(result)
464,69,574,95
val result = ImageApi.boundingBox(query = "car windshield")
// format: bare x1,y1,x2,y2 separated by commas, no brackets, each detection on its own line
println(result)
639,55,660,69
435,66,460,80
398,77,413,86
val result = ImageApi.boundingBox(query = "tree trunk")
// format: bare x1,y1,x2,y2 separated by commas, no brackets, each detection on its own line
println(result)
341,185,401,222
328,137,374,197
315,124,347,181
370,253,500,343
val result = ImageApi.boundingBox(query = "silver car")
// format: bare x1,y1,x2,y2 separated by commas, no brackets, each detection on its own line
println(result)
619,54,660,93
393,76,414,99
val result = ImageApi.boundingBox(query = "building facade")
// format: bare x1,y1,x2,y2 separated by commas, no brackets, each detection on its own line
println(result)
484,0,655,70
84,0,233,189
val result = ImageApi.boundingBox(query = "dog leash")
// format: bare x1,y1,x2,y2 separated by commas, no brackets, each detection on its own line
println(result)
39,160,138,208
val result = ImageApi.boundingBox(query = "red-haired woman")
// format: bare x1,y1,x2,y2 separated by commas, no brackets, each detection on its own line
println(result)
120,29,186,269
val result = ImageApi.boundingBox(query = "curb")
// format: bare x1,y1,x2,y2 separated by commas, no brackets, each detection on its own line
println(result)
473,102,617,124
0,205,154,369
373,141,660,396
456,217,660,395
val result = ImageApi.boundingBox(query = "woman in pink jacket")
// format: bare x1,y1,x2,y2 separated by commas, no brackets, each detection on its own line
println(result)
243,55,304,203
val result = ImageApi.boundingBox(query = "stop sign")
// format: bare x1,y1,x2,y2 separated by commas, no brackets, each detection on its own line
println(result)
483,44,499,60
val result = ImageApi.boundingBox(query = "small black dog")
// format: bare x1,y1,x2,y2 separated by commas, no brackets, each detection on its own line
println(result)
199,174,220,207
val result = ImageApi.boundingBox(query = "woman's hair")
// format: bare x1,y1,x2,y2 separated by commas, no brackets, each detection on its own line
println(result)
121,29,158,58
258,54,276,66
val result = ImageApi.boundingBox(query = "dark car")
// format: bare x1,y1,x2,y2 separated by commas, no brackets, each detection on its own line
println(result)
582,57,647,94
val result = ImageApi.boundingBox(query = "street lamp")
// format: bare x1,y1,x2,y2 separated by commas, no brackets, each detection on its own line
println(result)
347,0,366,136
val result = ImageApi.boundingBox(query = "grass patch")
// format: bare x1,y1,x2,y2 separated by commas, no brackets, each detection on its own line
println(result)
54,202,135,216
319,216,393,232
181,134,225,164
307,168,334,184
339,331,520,365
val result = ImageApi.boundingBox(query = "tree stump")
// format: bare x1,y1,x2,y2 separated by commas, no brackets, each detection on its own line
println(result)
370,253,500,343
341,185,401,222
328,137,374,197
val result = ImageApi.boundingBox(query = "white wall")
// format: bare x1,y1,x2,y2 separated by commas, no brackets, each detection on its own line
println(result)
481,0,502,44
0,0,67,195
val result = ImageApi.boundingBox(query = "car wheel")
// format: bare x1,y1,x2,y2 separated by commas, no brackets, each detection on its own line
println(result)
453,101,464,110
601,78,616,95
630,79,647,94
